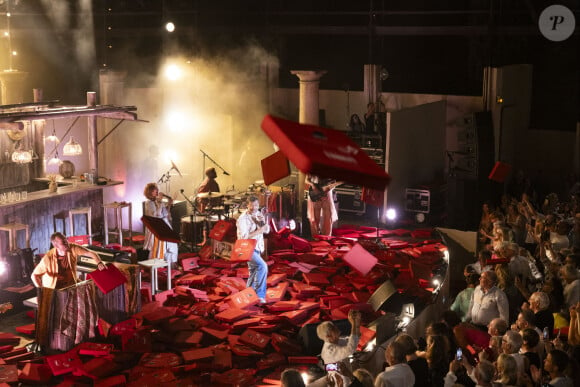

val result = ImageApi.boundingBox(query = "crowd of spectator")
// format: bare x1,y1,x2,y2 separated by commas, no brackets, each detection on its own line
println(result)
281,172,580,387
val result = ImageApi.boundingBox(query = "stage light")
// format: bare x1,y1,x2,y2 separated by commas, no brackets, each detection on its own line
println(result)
164,64,182,81
386,208,397,221
165,110,186,131
301,372,309,385
442,249,449,263
0,260,7,276
165,22,175,33
397,303,415,330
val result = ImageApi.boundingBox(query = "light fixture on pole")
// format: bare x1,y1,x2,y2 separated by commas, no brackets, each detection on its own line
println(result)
62,136,82,156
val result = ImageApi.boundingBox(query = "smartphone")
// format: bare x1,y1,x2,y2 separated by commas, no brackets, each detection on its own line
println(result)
456,348,463,361
325,363,338,372
543,327,550,340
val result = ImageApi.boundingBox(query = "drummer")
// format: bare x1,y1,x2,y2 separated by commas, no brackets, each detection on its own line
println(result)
196,167,221,245
196,167,220,213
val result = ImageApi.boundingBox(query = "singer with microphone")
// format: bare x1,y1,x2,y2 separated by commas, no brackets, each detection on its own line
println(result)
143,182,178,269
236,195,270,304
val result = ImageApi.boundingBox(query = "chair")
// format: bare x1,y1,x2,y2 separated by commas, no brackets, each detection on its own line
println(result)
138,259,171,295
69,207,92,244
0,222,30,251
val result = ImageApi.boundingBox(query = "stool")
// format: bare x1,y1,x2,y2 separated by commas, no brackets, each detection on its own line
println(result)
69,207,92,245
138,258,171,295
103,202,132,246
0,222,30,251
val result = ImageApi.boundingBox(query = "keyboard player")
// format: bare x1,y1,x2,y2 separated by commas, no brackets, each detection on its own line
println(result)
31,232,105,289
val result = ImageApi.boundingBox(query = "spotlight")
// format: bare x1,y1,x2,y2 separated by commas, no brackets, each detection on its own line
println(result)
386,208,397,221
397,303,415,331
0,260,7,276
165,22,175,33
301,372,309,385
164,64,182,81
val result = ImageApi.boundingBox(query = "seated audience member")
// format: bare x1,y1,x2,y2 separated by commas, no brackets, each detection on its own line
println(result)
450,266,479,321
512,309,541,336
352,368,374,387
531,349,573,387
316,310,361,385
374,341,415,387
442,359,475,387
496,263,525,324
561,263,580,310
426,335,449,387
465,270,509,329
281,369,305,387
395,334,429,387
501,330,525,375
495,353,519,387
520,328,541,374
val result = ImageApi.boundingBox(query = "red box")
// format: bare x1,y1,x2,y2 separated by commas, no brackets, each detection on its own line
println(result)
201,326,229,341
0,364,18,383
215,307,252,323
121,329,152,353
77,342,114,357
18,363,52,384
228,287,259,309
45,350,82,376
266,282,289,303
231,239,257,262
198,244,213,260
231,344,264,357
271,333,302,355
266,273,287,287
212,348,233,369
15,323,35,335
239,329,270,350
261,115,390,189
256,352,286,370
488,161,512,183
67,235,89,245
302,272,330,286
174,330,203,345
181,257,199,271
261,150,291,185
288,234,312,253
87,263,127,294
181,347,214,363
209,220,234,241
342,243,378,276
73,357,117,379
94,374,126,387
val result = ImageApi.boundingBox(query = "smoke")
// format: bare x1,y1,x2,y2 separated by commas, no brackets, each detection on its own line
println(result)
101,42,281,230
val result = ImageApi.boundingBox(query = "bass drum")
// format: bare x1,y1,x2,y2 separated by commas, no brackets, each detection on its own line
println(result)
180,216,205,244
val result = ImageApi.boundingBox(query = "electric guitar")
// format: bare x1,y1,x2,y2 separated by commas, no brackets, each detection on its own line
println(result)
0,302,13,314
308,180,343,202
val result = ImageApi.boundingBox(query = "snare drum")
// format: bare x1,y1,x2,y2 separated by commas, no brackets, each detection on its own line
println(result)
180,216,205,244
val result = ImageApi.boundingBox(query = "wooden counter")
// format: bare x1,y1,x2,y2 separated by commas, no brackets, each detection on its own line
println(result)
0,181,123,255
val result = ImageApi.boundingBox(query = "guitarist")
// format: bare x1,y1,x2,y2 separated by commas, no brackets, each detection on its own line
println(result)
305,174,341,237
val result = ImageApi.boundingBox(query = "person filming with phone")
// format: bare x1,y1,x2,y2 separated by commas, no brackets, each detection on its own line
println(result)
312,309,361,386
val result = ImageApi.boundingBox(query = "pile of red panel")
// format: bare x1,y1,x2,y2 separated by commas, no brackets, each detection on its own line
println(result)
2,226,446,386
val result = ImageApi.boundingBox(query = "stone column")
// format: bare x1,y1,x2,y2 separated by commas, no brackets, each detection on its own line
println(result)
98,70,126,182
290,70,326,218
32,88,46,177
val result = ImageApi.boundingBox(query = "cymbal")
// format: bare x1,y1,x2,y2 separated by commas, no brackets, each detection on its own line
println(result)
196,192,223,199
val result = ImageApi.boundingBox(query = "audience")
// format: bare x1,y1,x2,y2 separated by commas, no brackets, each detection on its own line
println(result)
374,341,415,387
301,174,580,387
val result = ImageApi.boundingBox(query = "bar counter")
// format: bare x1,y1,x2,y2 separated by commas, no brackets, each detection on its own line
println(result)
0,180,123,254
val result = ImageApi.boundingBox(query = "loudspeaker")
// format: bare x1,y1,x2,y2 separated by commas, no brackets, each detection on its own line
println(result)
454,111,494,180
298,319,351,356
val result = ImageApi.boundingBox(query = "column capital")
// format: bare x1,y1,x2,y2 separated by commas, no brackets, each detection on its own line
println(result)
290,70,327,83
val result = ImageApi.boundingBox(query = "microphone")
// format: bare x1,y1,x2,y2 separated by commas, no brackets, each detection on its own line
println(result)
180,189,185,193
160,192,173,200
223,171,230,176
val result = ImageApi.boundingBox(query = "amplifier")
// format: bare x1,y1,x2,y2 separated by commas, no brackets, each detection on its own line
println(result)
335,186,366,215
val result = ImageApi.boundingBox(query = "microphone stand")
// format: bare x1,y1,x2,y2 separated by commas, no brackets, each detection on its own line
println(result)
158,166,175,194
180,189,201,252
200,149,230,177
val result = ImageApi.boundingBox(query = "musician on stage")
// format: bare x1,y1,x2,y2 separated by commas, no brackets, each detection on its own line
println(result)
196,167,220,213
143,182,178,269
236,195,270,303
305,174,340,237
31,232,105,289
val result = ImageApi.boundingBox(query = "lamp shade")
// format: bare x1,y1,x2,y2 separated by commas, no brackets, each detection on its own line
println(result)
11,148,32,163
63,136,82,156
